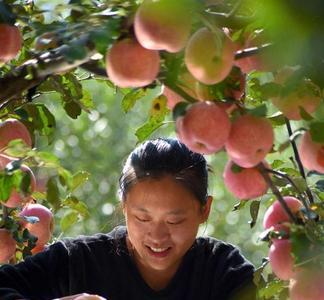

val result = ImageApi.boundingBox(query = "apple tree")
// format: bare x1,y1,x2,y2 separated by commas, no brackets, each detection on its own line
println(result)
0,0,324,299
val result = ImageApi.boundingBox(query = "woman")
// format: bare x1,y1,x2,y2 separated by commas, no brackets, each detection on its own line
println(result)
0,138,256,300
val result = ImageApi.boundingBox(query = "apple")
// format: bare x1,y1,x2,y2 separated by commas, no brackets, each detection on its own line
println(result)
223,160,269,200
298,131,324,174
0,24,22,63
225,114,274,168
176,101,231,154
0,154,36,208
0,228,16,263
106,38,160,88
269,239,296,280
20,203,54,247
0,118,32,152
289,269,324,300
185,27,235,85
134,0,193,53
263,196,303,230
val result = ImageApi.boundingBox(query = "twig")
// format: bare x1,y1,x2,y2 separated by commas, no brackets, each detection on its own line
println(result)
285,118,314,203
264,168,311,213
257,163,298,223
235,43,273,60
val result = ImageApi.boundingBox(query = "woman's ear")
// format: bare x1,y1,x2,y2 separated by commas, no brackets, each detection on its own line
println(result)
201,196,213,223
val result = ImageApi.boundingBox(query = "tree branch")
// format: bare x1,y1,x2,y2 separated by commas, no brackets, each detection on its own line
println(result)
285,118,314,204
0,34,97,108
257,163,298,224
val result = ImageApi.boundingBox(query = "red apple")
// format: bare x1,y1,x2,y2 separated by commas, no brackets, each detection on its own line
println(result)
176,101,231,154
269,239,296,280
0,228,16,263
225,114,274,168
134,0,193,53
0,24,22,63
20,203,54,247
298,131,324,174
263,196,303,230
0,154,36,208
223,160,269,200
106,38,160,88
289,269,324,300
0,118,32,152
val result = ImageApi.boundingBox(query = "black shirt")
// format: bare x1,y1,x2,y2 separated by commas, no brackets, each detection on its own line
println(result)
0,226,256,300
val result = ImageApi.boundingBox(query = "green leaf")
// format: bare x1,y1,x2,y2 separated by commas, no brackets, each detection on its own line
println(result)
80,89,94,110
249,201,260,228
0,173,15,201
64,100,82,119
71,171,90,192
62,196,89,218
60,211,79,232
310,121,324,143
19,103,56,144
230,163,243,174
46,177,61,211
258,279,286,299
315,180,324,192
246,104,268,117
121,89,146,113
299,106,314,121
135,118,165,143
172,102,189,121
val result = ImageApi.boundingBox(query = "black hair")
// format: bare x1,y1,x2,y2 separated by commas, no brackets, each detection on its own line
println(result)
118,138,208,205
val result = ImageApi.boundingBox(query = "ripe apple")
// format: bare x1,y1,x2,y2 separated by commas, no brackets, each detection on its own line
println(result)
176,101,231,154
289,269,324,300
20,203,54,247
269,239,296,280
106,38,160,88
0,118,32,152
134,0,193,53
0,228,16,263
263,196,303,230
0,154,36,208
225,114,274,168
298,131,324,174
185,27,235,85
0,24,22,63
223,160,269,200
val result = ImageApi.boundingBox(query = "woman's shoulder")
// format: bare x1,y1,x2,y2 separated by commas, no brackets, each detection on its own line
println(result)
48,225,128,255
192,235,254,269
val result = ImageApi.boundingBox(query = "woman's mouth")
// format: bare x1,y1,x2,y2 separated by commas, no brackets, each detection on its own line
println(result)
146,245,172,258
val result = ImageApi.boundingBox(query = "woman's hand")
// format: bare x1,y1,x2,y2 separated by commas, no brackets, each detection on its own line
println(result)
56,293,107,300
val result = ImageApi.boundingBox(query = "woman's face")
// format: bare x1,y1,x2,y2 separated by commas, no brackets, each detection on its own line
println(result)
123,176,212,278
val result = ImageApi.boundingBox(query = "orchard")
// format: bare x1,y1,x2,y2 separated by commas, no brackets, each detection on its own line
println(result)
0,0,324,299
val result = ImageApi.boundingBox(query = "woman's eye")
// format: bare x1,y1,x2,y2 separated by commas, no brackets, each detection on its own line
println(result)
136,217,150,222
167,220,184,225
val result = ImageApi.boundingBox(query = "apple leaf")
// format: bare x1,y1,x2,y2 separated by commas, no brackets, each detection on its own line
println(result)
310,121,324,143
60,211,79,232
46,177,61,211
121,89,146,113
249,201,260,228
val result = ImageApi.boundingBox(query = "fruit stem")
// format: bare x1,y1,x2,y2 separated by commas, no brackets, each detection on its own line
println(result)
285,118,314,204
257,163,298,224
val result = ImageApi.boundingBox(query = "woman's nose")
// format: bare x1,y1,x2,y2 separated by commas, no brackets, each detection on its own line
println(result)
148,221,170,244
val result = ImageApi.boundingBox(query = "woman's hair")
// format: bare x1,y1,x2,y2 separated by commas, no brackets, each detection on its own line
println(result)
118,138,208,205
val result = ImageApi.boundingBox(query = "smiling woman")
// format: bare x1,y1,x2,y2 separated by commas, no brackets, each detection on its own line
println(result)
0,138,256,300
